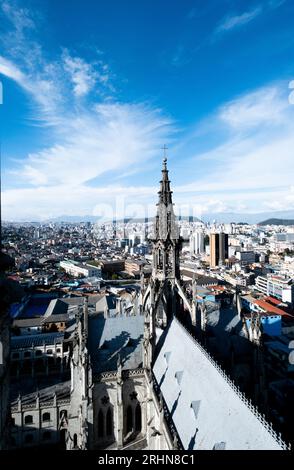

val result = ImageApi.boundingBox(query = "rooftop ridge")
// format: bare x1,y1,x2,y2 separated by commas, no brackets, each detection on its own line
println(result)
173,316,290,450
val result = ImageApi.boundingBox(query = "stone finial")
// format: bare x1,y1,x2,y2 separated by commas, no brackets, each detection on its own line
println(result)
17,392,22,411
53,390,57,407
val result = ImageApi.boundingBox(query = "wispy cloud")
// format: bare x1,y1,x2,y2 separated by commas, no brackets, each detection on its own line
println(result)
0,1,114,120
0,0,175,220
1,0,35,32
171,44,193,67
1,0,293,221
3,80,294,220
14,102,174,187
62,49,115,98
268,0,286,9
172,83,294,216
219,86,288,129
214,0,287,38
215,6,263,35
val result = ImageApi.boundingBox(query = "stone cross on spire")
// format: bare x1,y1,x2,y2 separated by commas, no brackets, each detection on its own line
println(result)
161,144,168,158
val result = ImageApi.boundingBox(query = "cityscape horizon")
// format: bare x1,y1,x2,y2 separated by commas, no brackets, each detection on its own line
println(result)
1,0,293,459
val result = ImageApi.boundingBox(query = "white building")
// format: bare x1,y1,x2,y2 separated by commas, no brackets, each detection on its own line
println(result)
255,274,294,304
60,260,101,278
189,230,204,255
275,233,294,243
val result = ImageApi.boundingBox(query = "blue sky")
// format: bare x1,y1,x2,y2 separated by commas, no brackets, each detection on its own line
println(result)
1,0,294,221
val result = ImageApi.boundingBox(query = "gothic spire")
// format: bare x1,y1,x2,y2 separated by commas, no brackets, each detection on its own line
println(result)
155,156,178,242
158,158,173,206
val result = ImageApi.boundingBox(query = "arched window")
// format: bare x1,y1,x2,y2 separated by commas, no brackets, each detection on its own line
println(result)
106,408,112,436
135,403,142,432
60,409,67,419
126,405,133,433
98,409,104,438
42,431,51,441
24,415,33,425
42,412,50,422
73,433,77,448
158,249,163,269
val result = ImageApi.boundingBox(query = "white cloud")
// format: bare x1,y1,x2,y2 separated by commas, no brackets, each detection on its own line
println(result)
1,1,293,221
214,1,286,38
215,6,263,34
62,49,113,98
173,82,294,215
219,86,288,129
2,183,157,221
64,54,96,97
0,54,62,121
1,0,35,32
11,102,174,187
0,2,175,219
0,55,25,82
0,2,114,121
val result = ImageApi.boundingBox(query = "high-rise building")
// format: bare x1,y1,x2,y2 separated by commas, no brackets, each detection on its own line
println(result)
210,232,228,267
189,230,204,255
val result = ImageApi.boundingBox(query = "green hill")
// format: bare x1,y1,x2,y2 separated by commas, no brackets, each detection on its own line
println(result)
258,218,294,226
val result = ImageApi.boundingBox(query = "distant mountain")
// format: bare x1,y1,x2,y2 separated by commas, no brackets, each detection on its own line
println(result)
46,215,102,223
258,218,294,226
5,209,294,225
200,210,294,224
44,215,202,224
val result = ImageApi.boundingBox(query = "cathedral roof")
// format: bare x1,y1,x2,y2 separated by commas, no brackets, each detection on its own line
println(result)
10,379,70,407
44,298,69,317
88,314,144,374
11,332,64,349
153,317,287,450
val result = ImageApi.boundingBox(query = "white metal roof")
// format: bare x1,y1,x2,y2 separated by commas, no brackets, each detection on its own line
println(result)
153,317,287,450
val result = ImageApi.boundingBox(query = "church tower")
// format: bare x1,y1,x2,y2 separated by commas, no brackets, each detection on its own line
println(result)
153,157,180,281
150,156,181,326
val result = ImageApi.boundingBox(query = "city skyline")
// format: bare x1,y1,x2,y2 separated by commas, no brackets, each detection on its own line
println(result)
1,0,294,221
1,155,293,451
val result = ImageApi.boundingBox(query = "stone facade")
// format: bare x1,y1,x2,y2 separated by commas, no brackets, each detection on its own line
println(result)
10,387,70,448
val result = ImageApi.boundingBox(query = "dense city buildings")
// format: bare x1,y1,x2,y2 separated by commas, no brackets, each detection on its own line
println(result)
1,0,293,460
0,159,293,451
